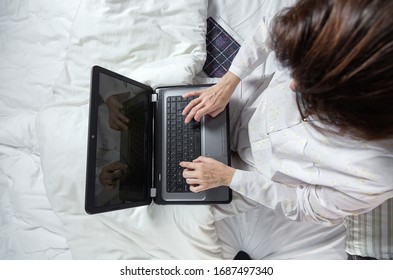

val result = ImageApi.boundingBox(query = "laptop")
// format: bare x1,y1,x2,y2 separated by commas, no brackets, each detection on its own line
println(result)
85,66,231,214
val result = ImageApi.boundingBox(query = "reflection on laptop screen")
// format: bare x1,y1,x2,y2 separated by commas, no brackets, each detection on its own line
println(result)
94,72,150,208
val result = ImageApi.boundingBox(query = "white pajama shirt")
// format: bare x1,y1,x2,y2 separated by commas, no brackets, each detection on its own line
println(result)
224,20,393,226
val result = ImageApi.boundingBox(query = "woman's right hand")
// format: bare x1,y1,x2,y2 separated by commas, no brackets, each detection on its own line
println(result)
182,71,240,123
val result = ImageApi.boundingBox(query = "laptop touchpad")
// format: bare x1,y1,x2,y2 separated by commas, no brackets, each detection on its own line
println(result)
201,111,228,164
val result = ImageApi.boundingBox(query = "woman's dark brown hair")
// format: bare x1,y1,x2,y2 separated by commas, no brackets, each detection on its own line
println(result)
270,0,393,140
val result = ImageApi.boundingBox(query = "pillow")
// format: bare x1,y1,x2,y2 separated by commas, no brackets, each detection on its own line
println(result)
37,0,224,259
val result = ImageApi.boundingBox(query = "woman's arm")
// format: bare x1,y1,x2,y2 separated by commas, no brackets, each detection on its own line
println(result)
182,20,272,123
181,157,393,226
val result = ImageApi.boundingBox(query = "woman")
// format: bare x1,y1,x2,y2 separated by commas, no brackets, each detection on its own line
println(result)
180,0,393,226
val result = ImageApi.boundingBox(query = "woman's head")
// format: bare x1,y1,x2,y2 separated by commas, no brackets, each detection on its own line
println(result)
270,0,393,140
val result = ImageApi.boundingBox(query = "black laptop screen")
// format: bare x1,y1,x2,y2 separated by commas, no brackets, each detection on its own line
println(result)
86,67,153,213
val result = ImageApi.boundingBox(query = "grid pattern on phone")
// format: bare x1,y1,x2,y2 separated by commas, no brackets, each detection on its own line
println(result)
202,17,241,78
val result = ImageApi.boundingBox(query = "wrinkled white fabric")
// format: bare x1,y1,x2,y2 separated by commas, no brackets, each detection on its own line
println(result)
0,0,80,259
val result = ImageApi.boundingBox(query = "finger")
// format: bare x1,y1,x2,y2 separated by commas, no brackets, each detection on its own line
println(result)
194,106,211,122
192,157,202,163
184,104,203,123
113,169,123,175
182,90,202,98
182,168,198,179
113,117,128,131
190,185,206,193
103,178,114,186
193,156,209,162
182,98,201,116
185,178,200,185
106,162,128,172
117,112,129,123
118,163,128,170
184,112,196,124
179,161,198,170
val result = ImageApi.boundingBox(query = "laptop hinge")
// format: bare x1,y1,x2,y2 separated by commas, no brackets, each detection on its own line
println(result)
151,93,158,102
150,188,157,198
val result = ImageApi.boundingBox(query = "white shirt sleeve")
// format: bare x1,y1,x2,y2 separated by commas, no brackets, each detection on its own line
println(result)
229,20,271,80
230,169,393,226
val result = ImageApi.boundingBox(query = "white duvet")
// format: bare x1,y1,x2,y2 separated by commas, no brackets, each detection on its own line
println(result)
0,0,79,259
1,0,224,259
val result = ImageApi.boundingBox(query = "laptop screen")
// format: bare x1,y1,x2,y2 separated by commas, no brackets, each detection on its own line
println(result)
85,66,153,213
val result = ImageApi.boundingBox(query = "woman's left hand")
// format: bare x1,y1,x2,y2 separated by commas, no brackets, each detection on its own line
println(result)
179,156,235,192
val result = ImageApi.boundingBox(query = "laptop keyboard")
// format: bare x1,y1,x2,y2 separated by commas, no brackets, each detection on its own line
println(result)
166,96,201,192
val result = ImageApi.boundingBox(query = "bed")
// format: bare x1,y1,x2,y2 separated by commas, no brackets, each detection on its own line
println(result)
0,0,346,260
